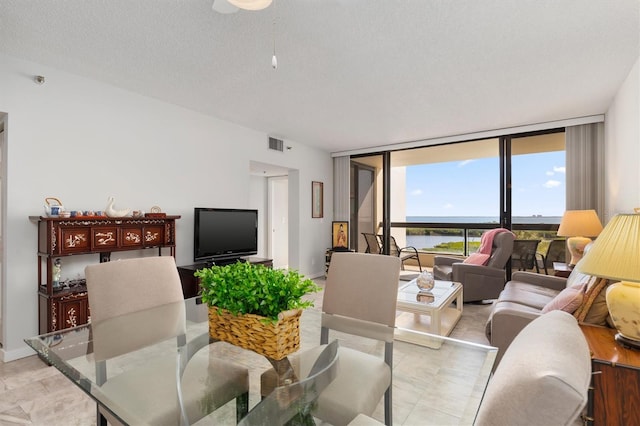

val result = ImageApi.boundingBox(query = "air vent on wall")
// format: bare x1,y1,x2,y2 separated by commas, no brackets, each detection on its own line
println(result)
268,137,284,152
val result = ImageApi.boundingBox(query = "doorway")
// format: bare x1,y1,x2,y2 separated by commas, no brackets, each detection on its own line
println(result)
0,118,4,348
269,176,288,269
350,159,379,252
250,161,289,269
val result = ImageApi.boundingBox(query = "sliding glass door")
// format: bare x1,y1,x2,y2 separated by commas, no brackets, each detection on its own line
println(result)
351,129,566,259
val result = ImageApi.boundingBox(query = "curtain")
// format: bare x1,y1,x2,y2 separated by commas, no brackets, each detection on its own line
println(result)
565,123,605,220
333,156,350,221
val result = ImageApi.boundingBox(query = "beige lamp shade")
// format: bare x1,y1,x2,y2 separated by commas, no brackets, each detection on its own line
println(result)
228,0,272,10
579,214,640,282
580,213,640,349
557,210,603,266
557,210,603,237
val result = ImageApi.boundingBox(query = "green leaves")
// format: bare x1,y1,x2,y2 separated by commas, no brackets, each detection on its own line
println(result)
194,262,321,321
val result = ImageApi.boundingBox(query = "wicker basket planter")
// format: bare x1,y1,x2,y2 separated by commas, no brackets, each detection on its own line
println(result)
208,306,302,360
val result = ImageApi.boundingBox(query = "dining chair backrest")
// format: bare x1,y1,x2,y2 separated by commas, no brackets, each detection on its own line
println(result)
322,252,400,335
86,256,184,323
85,256,187,362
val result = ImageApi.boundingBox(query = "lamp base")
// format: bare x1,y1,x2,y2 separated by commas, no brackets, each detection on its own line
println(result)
614,333,640,350
606,281,640,351
566,236,592,266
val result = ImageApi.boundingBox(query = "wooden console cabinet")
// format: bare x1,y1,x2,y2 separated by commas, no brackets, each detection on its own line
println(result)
178,257,273,299
580,324,640,426
31,215,180,333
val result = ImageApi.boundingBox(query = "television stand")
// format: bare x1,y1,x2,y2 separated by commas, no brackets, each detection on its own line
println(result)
177,256,273,299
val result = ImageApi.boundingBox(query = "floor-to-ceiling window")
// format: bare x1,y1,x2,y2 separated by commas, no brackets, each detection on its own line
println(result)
390,138,500,254
351,129,566,261
509,131,566,255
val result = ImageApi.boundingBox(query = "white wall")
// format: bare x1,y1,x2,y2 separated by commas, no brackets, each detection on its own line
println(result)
605,57,640,221
0,54,332,360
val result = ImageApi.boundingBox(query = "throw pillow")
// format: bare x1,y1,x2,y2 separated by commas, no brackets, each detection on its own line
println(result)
566,268,599,289
463,253,490,265
574,278,610,326
541,283,586,314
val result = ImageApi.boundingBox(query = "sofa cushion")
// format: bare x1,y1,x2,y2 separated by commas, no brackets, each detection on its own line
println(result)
497,285,559,310
475,311,591,426
485,301,544,345
541,283,585,314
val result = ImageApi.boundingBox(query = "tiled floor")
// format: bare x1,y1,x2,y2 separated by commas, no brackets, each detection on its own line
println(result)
0,278,494,425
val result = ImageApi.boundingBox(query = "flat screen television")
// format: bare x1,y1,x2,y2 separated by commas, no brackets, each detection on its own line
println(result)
194,208,258,264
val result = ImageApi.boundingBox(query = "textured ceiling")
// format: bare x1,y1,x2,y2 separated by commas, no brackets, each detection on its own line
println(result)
1,0,638,153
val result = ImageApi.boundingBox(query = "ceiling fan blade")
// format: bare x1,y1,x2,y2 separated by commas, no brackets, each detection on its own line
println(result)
212,0,239,14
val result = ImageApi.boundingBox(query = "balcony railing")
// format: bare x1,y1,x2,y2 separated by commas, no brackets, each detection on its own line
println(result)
390,221,560,257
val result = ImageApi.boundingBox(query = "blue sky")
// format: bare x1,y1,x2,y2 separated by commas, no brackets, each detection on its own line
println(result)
405,151,566,217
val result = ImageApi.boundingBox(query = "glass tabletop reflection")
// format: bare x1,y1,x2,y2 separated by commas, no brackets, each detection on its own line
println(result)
25,298,497,425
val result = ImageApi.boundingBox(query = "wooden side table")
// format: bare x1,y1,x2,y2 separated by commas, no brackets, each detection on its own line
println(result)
553,261,573,278
580,324,640,425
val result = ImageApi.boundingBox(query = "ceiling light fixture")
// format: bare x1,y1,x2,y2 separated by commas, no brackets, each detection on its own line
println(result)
271,18,277,69
227,0,272,11
212,0,239,14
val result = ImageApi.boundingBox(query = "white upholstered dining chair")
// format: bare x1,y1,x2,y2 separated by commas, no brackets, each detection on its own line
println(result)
85,256,249,426
262,252,401,425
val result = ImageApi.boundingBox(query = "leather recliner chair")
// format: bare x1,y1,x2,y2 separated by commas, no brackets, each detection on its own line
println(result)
433,231,515,302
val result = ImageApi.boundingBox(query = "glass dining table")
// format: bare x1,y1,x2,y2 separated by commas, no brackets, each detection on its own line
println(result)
25,297,498,425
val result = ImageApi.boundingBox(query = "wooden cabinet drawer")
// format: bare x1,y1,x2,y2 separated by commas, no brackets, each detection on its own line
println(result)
50,291,89,331
143,225,165,246
60,227,91,253
122,227,144,248
92,227,118,250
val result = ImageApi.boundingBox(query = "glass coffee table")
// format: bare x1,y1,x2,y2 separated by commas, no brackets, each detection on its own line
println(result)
395,279,463,347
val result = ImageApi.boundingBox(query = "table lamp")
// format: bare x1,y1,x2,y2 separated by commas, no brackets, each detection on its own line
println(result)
557,209,603,266
579,213,640,349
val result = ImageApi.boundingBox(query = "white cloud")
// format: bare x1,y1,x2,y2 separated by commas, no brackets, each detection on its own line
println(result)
458,160,474,167
553,166,566,174
443,203,454,209
543,180,561,188
546,171,554,176
409,189,423,196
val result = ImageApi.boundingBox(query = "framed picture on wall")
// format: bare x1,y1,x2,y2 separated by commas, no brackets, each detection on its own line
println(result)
312,181,323,218
332,221,349,249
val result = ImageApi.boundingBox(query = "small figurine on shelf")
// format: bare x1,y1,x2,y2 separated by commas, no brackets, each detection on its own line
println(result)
52,258,62,289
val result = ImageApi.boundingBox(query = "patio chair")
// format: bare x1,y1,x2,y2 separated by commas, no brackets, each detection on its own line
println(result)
362,232,382,254
537,239,567,274
388,235,423,271
362,232,422,271
511,239,542,272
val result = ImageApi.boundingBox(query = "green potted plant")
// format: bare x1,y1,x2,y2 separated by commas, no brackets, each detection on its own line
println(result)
194,261,321,360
